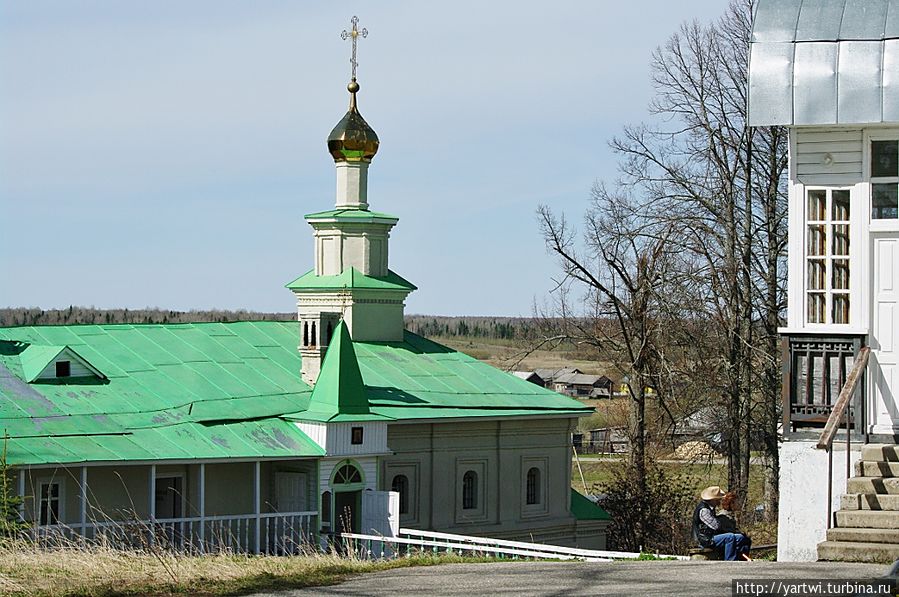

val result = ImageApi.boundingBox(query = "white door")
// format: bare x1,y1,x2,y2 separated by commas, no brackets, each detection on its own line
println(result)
275,472,308,512
871,234,899,433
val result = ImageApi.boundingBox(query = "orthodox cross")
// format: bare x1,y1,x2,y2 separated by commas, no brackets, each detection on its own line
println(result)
341,16,368,81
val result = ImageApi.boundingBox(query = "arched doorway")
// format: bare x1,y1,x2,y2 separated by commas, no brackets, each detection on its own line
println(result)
329,461,364,534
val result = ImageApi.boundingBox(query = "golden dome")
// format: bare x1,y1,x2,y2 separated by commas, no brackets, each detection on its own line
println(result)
327,80,379,163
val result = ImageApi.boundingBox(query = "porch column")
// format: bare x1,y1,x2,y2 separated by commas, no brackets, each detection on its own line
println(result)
199,463,206,551
253,460,261,554
17,469,25,522
149,464,156,547
80,466,88,542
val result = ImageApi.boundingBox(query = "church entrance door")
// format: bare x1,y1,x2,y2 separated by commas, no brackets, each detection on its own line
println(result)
334,490,360,533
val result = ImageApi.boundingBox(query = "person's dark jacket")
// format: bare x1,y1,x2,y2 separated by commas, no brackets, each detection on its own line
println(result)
716,511,738,534
692,500,720,547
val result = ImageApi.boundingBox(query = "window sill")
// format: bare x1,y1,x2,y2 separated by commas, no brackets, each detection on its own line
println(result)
779,327,867,336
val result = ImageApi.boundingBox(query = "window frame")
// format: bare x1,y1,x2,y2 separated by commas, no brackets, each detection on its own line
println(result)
37,479,63,526
455,459,487,523
391,474,409,515
867,132,899,233
803,186,853,327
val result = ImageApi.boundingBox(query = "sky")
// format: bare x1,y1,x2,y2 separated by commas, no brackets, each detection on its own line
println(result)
0,0,726,317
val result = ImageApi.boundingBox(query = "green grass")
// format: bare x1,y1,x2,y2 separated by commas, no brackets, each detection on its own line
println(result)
0,542,498,597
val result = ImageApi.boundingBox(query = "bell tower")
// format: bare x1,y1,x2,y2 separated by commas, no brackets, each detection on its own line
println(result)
290,16,416,387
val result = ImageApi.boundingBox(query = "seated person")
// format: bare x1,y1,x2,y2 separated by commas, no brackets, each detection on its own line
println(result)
692,486,752,561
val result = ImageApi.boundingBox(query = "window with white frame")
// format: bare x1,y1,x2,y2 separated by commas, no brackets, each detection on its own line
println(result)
39,481,61,525
805,188,850,325
871,140,899,220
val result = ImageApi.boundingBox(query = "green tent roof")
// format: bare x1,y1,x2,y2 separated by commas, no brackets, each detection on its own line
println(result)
302,321,384,422
570,489,611,521
285,268,417,292
304,208,398,223
0,321,591,466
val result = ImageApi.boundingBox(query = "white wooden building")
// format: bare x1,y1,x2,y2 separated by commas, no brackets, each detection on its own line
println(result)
749,0,899,562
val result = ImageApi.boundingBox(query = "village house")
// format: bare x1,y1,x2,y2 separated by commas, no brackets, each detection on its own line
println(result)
749,0,899,563
511,371,546,387
552,373,613,399
0,54,609,553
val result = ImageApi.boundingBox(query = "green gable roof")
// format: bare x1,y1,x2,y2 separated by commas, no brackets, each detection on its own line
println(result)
19,344,67,382
571,489,611,521
285,268,417,292
0,321,591,466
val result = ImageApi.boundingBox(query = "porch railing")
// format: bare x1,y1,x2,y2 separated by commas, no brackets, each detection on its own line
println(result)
28,511,318,555
816,346,870,530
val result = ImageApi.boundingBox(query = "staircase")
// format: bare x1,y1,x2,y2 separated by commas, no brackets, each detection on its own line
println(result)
818,444,899,563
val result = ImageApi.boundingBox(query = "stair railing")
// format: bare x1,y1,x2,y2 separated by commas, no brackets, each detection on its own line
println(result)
816,346,870,529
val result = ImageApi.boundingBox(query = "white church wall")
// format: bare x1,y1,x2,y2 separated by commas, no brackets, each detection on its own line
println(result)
346,300,406,341
777,439,861,562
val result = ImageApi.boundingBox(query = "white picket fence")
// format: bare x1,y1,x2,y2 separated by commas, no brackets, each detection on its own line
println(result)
340,527,689,562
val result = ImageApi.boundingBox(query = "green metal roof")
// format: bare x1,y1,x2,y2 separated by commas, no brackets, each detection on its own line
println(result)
0,321,591,466
570,489,611,521
0,322,318,466
302,322,384,422
304,208,398,223
285,268,417,292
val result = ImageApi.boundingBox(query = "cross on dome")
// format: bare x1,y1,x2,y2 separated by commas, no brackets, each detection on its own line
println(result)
341,16,368,84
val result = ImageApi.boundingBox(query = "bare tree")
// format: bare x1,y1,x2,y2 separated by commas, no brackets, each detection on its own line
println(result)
540,0,787,516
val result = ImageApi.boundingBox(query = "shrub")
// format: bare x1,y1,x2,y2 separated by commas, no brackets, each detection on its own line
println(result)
597,462,696,555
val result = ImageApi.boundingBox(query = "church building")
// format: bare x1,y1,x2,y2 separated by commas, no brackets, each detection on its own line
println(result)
0,23,608,552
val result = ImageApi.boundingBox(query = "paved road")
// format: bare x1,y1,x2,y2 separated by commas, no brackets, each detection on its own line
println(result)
253,560,890,596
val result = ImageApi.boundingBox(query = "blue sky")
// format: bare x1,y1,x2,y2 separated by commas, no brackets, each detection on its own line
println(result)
1,0,726,316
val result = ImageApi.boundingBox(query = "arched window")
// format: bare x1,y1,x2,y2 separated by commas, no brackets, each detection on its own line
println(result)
311,322,317,347
392,474,409,514
526,467,541,505
462,471,477,510
302,322,309,347
333,463,362,485
326,321,334,345
321,490,332,531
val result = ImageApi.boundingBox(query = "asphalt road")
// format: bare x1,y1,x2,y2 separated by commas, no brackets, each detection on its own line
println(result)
252,560,890,597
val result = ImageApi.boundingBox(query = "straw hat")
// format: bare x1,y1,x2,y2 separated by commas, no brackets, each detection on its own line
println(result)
701,485,726,501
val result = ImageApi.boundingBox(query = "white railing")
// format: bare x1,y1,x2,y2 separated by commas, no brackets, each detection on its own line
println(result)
340,528,689,561
29,511,318,555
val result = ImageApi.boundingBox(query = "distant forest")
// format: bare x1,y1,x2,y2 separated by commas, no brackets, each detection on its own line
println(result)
0,308,535,340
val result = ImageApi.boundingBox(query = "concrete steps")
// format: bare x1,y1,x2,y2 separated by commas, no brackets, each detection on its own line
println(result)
818,541,899,563
818,445,899,563
840,493,899,510
827,527,899,544
847,476,899,494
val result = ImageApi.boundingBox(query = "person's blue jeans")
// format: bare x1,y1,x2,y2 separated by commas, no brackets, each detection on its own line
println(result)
710,532,751,560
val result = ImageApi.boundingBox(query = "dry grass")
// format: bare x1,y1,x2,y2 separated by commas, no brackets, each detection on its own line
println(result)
0,540,485,596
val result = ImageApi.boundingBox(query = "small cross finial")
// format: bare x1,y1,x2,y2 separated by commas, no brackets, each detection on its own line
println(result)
341,16,368,83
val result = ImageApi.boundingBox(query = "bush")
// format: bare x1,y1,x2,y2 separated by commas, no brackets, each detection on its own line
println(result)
0,437,26,537
597,462,696,555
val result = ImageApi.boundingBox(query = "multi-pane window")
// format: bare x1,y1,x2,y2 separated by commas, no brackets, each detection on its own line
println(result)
525,467,541,505
806,188,850,324
333,464,362,484
872,140,899,219
462,471,477,510
39,482,61,525
391,474,409,514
